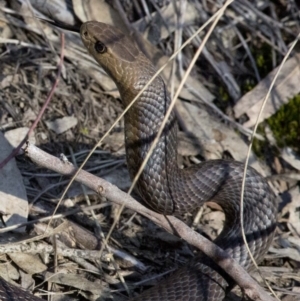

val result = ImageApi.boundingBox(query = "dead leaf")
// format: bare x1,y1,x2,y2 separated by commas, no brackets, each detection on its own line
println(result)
176,100,267,175
73,0,127,30
0,132,28,232
4,127,35,147
45,116,78,134
133,1,198,43
282,148,300,171
281,187,300,237
9,253,47,274
268,246,300,262
0,261,19,282
29,0,76,25
234,53,300,128
44,271,109,295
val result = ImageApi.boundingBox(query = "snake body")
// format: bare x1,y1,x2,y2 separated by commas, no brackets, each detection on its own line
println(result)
0,21,277,301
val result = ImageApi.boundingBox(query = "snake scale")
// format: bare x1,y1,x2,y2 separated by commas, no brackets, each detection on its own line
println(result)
0,21,277,301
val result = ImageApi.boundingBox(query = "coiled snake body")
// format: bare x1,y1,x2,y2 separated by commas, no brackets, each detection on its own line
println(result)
0,21,277,301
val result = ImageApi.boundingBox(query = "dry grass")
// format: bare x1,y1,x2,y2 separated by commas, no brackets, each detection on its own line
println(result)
0,0,299,300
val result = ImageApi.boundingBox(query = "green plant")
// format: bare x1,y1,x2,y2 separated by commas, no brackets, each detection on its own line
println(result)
267,94,300,151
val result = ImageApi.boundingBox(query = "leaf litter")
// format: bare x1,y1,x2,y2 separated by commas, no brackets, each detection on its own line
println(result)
0,0,300,300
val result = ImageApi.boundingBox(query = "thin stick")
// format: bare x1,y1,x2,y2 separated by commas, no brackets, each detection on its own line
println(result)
240,31,300,301
0,33,65,169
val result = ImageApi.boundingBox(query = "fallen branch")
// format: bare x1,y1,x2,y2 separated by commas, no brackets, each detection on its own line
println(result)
24,143,276,301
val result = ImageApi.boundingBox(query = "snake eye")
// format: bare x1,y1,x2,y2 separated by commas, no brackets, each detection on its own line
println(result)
95,41,106,53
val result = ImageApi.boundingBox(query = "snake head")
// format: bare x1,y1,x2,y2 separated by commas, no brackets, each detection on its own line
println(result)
80,21,142,91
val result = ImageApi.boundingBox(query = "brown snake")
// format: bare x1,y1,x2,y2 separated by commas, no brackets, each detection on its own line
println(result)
0,21,277,301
